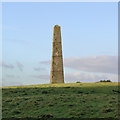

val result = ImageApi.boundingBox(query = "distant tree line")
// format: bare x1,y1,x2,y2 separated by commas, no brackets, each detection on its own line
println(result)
99,80,112,82
76,79,112,83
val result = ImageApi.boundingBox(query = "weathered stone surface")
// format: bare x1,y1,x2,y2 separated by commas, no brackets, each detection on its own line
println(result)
50,25,64,83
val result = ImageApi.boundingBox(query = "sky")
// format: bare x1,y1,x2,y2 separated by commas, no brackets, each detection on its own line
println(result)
1,2,118,86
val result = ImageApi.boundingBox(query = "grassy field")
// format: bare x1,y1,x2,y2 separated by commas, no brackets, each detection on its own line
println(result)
2,82,120,119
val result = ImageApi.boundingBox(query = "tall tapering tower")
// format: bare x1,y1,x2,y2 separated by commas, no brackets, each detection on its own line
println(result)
50,25,64,83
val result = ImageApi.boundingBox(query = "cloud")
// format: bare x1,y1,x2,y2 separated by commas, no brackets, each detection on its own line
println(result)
65,72,110,83
2,76,23,87
5,74,20,78
16,62,24,71
33,67,46,71
6,74,15,78
2,81,23,87
32,75,49,80
31,71,118,83
64,56,118,74
40,60,51,65
0,62,14,69
40,56,118,74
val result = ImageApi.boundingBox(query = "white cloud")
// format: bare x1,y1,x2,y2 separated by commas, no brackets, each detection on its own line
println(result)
40,60,51,65
2,78,23,87
31,71,118,83
32,74,49,80
16,62,24,72
64,72,118,83
33,67,46,71
2,81,23,87
65,72,108,82
0,62,14,69
33,55,118,83
6,74,15,78
40,56,118,74
64,56,118,74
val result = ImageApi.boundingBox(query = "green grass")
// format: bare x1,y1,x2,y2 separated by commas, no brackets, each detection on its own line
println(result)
2,82,119,119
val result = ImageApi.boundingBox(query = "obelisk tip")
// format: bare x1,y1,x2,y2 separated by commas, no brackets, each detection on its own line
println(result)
54,25,60,28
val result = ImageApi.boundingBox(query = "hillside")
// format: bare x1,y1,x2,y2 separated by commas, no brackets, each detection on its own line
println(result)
2,82,119,119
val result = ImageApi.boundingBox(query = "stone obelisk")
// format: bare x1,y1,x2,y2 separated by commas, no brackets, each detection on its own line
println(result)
50,25,64,83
